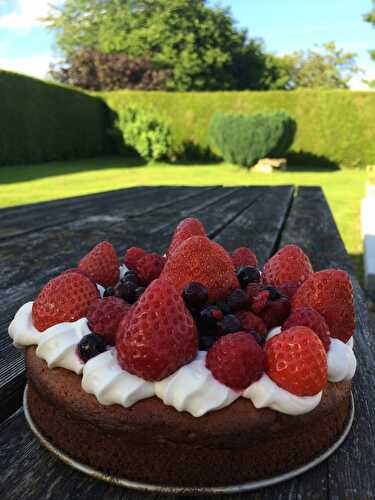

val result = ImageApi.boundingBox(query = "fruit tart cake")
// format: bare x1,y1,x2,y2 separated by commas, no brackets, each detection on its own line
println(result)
9,218,356,487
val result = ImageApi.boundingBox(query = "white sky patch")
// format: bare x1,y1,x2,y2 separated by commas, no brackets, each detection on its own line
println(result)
0,54,53,79
0,0,52,29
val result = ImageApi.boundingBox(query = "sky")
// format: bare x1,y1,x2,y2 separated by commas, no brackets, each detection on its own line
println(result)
0,0,374,89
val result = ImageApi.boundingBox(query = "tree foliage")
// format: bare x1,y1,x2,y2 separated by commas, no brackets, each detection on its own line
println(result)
45,0,272,91
364,1,375,61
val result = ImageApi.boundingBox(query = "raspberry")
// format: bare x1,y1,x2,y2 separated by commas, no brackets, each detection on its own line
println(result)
292,269,354,343
87,297,131,345
32,273,99,331
260,296,291,328
251,290,270,314
235,311,267,336
134,253,166,285
265,326,328,396
246,283,264,301
206,332,265,390
116,278,198,381
167,217,206,257
161,236,239,302
263,245,313,290
231,247,258,269
124,247,146,270
283,307,331,352
78,241,119,288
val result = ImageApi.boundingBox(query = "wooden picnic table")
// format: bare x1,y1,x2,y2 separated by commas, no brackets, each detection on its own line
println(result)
0,185,373,500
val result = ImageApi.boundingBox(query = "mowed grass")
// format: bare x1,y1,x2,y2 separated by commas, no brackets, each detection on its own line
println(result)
0,157,366,280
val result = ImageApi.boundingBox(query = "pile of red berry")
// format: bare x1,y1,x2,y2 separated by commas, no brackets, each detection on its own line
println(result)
31,216,355,399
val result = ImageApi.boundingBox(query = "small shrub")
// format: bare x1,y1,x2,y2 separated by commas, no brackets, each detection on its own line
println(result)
117,106,172,161
208,111,296,167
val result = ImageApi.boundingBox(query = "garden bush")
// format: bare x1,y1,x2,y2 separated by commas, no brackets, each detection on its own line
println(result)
0,70,111,165
102,89,375,168
208,111,296,167
117,106,172,161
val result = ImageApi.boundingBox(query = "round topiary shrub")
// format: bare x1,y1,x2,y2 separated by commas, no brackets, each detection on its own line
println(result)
117,106,172,161
208,111,297,167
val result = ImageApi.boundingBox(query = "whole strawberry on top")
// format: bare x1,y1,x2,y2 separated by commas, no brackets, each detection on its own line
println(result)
32,272,99,331
162,236,239,302
265,326,328,396
166,217,206,257
262,244,313,293
292,269,355,343
116,278,198,381
79,241,119,288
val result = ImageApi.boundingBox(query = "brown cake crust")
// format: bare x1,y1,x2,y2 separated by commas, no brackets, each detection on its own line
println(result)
25,346,351,487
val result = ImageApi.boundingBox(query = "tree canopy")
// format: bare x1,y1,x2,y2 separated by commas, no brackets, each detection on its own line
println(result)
364,0,375,61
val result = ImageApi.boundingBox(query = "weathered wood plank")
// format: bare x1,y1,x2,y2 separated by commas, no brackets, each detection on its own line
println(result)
271,186,374,500
0,186,296,499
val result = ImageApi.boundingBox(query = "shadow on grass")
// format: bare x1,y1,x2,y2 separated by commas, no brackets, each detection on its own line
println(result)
286,152,340,172
0,156,146,184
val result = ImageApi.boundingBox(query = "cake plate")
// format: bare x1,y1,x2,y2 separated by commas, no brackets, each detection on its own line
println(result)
23,386,354,495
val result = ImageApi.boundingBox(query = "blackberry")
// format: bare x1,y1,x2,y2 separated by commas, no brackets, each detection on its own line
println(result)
78,334,107,363
183,282,208,309
237,266,261,288
122,270,139,286
114,280,137,303
216,314,242,337
199,305,224,330
215,300,232,316
227,288,249,312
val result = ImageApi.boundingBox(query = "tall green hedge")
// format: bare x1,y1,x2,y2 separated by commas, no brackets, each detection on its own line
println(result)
0,70,111,165
102,89,375,168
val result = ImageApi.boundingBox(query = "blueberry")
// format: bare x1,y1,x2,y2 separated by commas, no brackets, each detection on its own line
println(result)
263,285,282,301
215,300,232,316
237,266,261,288
183,282,208,309
122,271,139,286
199,305,224,330
226,288,249,312
78,334,107,362
114,280,137,302
103,287,114,297
249,330,266,347
134,286,146,300
216,314,242,336
199,335,216,351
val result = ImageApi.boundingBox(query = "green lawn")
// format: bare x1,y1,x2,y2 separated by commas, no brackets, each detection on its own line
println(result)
0,156,365,281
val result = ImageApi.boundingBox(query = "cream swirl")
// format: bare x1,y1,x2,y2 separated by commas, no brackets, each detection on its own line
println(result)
243,374,322,415
82,349,154,406
155,352,239,417
8,301,88,374
327,338,356,382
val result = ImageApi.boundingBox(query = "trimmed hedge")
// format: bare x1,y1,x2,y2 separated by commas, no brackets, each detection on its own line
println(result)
0,70,111,165
209,111,296,166
102,89,375,168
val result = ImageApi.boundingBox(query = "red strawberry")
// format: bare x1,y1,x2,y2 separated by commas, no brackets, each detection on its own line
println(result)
167,217,206,257
231,247,258,269
87,297,131,345
161,236,239,302
124,247,146,270
235,311,267,337
78,241,119,288
262,245,313,290
60,267,96,284
116,279,198,381
206,332,265,390
32,273,100,331
283,307,331,352
292,269,354,343
265,326,327,396
261,296,291,329
134,253,166,285
251,290,270,314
